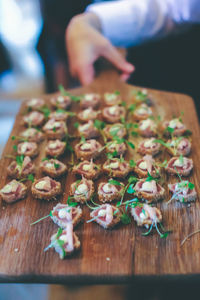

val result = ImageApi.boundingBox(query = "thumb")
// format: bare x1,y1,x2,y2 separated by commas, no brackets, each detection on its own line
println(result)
102,42,135,74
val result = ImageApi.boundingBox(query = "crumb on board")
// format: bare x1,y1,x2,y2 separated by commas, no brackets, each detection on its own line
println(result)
14,248,19,252
106,257,110,261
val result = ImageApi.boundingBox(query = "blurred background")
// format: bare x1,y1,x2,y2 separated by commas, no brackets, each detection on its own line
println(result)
0,0,200,299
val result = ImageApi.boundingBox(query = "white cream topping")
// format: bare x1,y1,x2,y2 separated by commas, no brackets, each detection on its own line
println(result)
49,141,58,149
108,162,119,169
108,143,116,150
173,158,186,168
58,208,72,221
139,161,147,170
175,181,189,195
81,143,91,150
75,183,88,195
98,209,107,217
28,98,38,106
23,128,35,137
1,181,18,194
82,164,92,171
170,140,176,147
139,212,147,220
169,119,183,129
143,204,158,221
45,162,54,169
140,119,152,130
35,180,50,190
108,106,118,115
110,125,121,135
141,181,157,193
137,104,152,116
105,93,116,102
83,108,92,118
79,123,90,132
21,142,29,153
102,183,115,193
178,139,187,149
59,234,68,243
46,121,61,130
28,112,38,121
57,96,65,103
84,94,94,101
144,139,155,148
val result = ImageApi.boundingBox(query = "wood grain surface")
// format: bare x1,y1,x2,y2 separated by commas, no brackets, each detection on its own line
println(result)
0,70,200,284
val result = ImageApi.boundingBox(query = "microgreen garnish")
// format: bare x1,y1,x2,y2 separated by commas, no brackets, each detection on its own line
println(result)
188,182,195,190
127,184,135,194
157,159,168,168
44,227,66,258
13,145,17,152
131,131,138,137
118,175,138,205
121,101,126,107
53,127,56,132
153,139,171,149
167,126,175,134
146,172,158,182
27,174,35,183
74,122,80,129
184,130,192,137
126,141,135,149
121,213,131,225
56,108,66,113
58,84,81,102
128,176,138,184
42,157,49,162
167,180,195,204
11,136,16,141
129,159,136,168
81,136,86,143
128,104,136,112
134,90,148,102
67,196,78,207
39,106,51,119
30,213,51,225
106,152,118,159
179,155,184,165
66,143,74,153
94,120,106,130
141,220,170,238
181,229,200,246
114,90,120,95
108,179,122,186
54,163,60,169
16,155,24,166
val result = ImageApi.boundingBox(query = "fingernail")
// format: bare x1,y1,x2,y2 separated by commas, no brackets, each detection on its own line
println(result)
120,73,130,82
125,63,135,72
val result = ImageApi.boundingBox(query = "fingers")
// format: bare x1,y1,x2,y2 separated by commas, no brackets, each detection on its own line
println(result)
75,62,95,86
101,42,135,74
120,72,131,82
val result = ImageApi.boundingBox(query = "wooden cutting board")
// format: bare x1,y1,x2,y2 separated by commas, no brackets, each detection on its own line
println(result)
0,70,200,284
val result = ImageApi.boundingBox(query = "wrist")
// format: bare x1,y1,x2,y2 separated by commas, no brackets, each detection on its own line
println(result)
70,13,102,33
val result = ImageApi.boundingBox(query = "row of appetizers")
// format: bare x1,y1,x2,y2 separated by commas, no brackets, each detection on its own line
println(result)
0,90,197,259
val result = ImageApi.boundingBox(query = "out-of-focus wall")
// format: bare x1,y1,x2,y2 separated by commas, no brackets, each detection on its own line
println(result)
0,0,45,98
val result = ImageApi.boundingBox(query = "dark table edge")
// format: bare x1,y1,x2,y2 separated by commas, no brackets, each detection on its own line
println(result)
1,273,200,284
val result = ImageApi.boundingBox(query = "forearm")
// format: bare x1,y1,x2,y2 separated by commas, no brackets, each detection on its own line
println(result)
86,0,200,47
68,12,102,34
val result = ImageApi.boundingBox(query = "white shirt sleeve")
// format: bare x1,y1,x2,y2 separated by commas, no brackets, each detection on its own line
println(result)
86,0,200,47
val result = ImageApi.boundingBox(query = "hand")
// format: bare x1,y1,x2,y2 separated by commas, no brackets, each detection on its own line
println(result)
66,13,135,85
